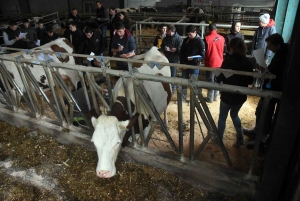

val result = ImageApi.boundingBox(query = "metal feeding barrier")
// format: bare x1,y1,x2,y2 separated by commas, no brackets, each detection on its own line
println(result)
0,47,281,176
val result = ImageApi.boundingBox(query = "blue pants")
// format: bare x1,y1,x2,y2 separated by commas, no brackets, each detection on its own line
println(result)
182,69,199,90
170,64,178,93
100,25,107,38
218,101,244,140
206,71,219,101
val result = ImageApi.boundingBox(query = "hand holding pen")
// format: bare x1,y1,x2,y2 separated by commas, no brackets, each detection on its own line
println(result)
118,43,124,52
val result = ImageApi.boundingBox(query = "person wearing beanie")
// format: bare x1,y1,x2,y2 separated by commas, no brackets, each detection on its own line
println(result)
3,20,27,48
252,13,276,63
20,19,37,48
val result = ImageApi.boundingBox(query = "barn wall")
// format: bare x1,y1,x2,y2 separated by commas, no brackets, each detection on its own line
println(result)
125,0,156,8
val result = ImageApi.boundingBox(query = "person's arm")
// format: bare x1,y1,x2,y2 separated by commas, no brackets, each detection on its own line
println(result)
120,36,136,58
176,36,183,54
3,31,16,45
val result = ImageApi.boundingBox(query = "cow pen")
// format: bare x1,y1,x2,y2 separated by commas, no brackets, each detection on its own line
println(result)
0,47,280,197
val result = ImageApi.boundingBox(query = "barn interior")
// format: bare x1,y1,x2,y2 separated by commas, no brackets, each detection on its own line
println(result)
0,0,300,200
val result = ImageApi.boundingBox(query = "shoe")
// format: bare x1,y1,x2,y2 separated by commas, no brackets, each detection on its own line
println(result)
246,140,266,153
243,128,256,139
204,97,213,103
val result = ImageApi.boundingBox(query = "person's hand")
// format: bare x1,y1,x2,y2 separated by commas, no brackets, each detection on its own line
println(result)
15,36,20,41
97,18,100,21
187,57,193,61
118,45,124,52
120,54,127,58
94,59,101,67
165,46,170,52
170,48,176,53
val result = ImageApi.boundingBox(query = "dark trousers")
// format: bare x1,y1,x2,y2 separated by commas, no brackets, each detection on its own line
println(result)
254,97,278,136
206,71,219,101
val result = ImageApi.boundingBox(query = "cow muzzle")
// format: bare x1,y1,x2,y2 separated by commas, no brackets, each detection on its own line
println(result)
97,170,111,178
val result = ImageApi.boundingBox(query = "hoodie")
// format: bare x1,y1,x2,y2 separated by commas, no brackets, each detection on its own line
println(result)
252,19,276,60
111,28,136,67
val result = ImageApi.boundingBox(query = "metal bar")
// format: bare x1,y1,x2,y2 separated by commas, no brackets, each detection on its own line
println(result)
248,97,271,175
177,85,184,158
122,77,137,146
189,86,195,161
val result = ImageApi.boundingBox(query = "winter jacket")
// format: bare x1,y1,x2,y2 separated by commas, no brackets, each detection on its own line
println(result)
252,19,276,60
263,43,289,91
20,25,37,42
216,53,254,105
204,30,225,68
161,32,183,63
96,7,109,24
40,32,60,46
64,28,83,53
225,22,244,56
180,34,205,66
77,29,105,55
111,28,136,67
36,26,46,40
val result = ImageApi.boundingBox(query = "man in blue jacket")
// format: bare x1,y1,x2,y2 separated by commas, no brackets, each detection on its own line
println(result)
111,22,136,71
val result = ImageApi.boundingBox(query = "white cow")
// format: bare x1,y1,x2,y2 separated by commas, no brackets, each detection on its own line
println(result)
1,38,80,92
90,47,171,178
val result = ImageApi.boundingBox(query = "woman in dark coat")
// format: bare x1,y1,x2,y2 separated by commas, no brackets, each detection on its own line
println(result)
216,37,253,146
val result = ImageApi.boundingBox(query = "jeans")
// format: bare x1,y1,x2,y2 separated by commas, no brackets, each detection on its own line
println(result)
181,69,199,101
206,71,219,101
170,63,178,94
101,25,107,38
218,101,244,140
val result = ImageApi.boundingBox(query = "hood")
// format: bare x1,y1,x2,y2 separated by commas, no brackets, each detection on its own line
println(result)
123,28,132,39
266,19,276,27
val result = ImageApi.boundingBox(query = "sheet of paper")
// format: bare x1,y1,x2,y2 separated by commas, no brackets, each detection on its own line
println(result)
35,40,40,46
87,52,95,61
253,48,267,68
19,32,27,39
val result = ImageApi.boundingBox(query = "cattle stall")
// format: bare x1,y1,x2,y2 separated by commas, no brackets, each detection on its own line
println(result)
0,46,280,197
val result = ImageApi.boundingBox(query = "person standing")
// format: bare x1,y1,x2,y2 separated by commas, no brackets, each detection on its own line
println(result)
111,22,136,71
36,20,46,41
161,24,183,94
108,7,118,56
225,21,244,57
77,27,105,67
64,21,83,53
179,25,205,102
204,23,225,103
252,13,276,63
153,24,167,49
216,37,253,147
244,33,289,149
95,1,109,39
40,26,60,46
67,8,82,30
3,20,27,48
20,19,37,49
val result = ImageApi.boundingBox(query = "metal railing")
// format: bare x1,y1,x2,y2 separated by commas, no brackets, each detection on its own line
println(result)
0,47,280,176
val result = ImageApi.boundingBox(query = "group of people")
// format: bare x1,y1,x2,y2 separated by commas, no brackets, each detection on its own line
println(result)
2,8,287,150
153,13,287,150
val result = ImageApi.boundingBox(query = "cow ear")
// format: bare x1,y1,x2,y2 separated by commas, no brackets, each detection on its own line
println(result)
91,117,98,128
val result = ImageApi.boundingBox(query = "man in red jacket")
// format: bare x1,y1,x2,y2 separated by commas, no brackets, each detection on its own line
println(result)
204,23,225,103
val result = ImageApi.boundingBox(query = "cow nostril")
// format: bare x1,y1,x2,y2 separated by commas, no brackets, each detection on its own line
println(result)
97,170,110,178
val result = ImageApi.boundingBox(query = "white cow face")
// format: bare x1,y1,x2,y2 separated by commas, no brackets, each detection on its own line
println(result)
91,115,129,178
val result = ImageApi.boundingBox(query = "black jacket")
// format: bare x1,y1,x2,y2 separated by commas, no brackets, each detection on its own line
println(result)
180,34,205,65
78,29,105,55
40,32,60,46
217,53,253,105
263,43,289,91
161,32,183,63
64,29,83,53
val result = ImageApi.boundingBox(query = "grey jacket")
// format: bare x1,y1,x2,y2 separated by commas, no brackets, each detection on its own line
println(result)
161,32,183,63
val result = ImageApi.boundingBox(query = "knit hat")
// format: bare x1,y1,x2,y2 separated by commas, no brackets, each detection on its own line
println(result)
259,13,270,24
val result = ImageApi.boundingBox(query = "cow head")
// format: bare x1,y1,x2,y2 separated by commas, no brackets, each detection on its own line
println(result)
91,112,139,178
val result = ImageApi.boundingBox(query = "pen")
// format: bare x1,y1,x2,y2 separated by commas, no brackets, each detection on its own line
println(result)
118,43,122,46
